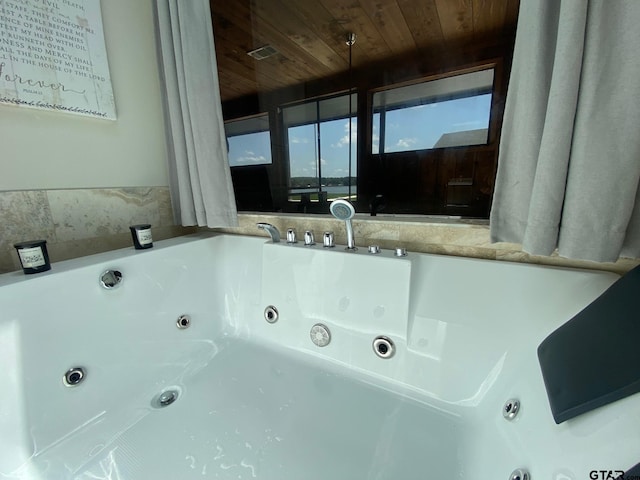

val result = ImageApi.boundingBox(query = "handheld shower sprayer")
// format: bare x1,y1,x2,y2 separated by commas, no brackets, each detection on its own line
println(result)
330,199,356,250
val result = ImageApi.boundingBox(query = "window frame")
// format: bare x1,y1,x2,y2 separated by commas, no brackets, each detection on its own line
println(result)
221,57,507,217
371,66,496,155
280,91,358,203
224,112,273,168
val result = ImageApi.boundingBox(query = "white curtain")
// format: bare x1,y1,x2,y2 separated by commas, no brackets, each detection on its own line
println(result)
490,0,640,262
154,0,238,227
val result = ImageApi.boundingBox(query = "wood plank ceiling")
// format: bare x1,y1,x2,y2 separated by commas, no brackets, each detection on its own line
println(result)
210,0,520,102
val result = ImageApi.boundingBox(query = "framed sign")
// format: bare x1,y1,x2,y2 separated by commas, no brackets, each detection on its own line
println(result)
0,0,116,119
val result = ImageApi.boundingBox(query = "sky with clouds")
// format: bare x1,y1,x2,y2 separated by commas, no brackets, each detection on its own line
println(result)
227,93,491,179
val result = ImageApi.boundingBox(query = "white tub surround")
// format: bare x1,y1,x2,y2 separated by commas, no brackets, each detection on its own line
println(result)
1,233,638,479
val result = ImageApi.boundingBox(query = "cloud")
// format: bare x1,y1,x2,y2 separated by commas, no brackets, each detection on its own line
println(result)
395,137,417,149
234,150,267,164
452,121,484,128
290,136,309,144
332,119,358,148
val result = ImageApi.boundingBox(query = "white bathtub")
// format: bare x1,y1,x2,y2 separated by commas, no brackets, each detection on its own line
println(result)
1,232,639,479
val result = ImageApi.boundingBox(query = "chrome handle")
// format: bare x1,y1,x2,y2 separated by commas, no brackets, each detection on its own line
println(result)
304,230,315,246
286,228,297,244
323,231,335,248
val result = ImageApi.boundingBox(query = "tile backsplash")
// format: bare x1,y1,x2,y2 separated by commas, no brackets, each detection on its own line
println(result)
3,192,638,277
214,213,640,276
0,187,195,274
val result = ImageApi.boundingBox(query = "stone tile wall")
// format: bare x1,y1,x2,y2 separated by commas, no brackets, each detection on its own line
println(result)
213,213,640,276
0,187,195,274
3,194,638,277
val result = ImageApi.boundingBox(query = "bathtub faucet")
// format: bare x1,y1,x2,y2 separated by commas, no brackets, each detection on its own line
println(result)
257,223,281,243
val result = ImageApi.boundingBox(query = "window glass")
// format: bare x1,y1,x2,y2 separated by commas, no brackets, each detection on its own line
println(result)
225,114,272,167
372,69,494,153
283,93,357,201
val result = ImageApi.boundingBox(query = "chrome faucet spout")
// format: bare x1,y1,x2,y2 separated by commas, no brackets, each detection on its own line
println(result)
257,223,281,243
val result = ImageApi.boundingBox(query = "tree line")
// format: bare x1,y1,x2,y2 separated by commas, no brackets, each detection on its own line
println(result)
290,176,356,188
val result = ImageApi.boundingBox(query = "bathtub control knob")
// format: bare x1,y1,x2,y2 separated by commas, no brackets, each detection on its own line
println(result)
286,228,298,244
394,247,407,257
368,245,381,254
323,231,335,248
304,230,316,246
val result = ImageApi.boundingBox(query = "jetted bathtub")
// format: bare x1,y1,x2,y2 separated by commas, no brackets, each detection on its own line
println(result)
1,232,639,479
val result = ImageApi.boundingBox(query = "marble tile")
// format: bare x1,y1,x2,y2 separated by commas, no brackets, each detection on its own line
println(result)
353,219,400,243
0,190,56,274
47,188,167,242
0,190,56,248
153,187,176,227
153,225,198,241
210,213,640,275
398,223,490,247
495,250,640,275
47,233,133,263
0,187,192,275
0,250,20,274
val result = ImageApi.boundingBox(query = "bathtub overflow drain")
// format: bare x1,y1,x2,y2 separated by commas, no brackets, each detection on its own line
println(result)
99,269,122,289
264,305,279,324
151,388,181,409
310,323,331,347
176,314,191,329
509,468,529,480
503,398,520,420
373,336,395,359
63,367,86,387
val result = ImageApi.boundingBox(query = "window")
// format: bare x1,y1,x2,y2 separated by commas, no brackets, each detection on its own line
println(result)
372,69,494,154
282,93,357,201
224,114,272,167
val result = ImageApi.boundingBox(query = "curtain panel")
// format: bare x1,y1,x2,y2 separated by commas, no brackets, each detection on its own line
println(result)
490,0,640,262
154,0,238,228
